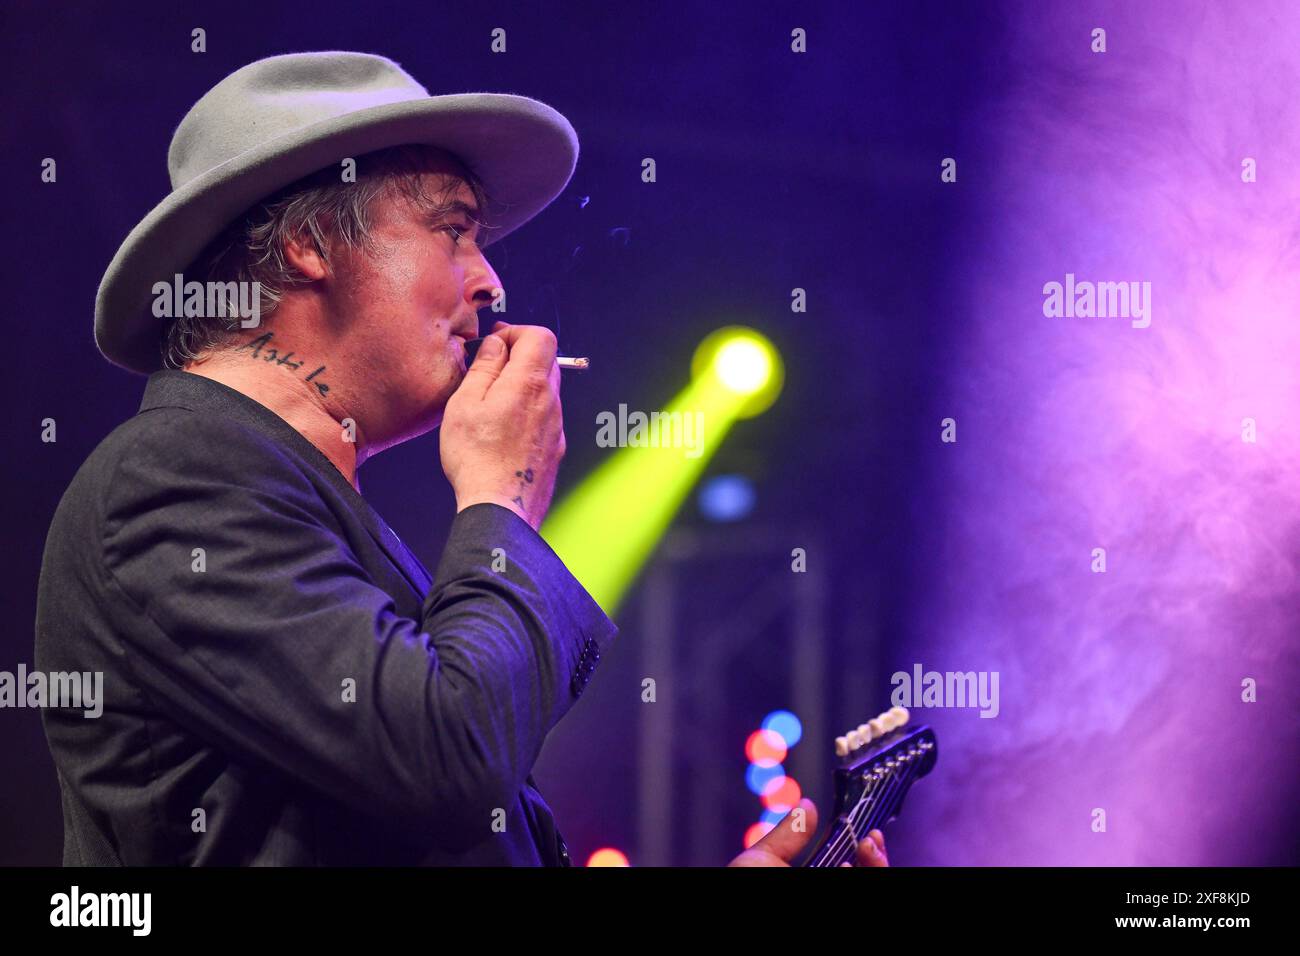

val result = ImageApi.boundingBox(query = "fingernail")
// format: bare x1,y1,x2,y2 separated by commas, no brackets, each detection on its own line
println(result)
478,335,503,358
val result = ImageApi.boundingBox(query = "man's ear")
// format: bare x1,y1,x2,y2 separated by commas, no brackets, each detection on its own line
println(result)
282,230,331,281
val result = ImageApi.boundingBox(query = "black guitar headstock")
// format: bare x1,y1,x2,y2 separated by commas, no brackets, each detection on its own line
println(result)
803,706,938,867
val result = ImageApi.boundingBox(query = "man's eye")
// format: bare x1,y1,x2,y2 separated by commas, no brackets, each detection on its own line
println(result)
442,223,472,244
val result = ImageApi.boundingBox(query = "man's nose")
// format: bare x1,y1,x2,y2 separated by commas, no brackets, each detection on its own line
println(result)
468,252,504,312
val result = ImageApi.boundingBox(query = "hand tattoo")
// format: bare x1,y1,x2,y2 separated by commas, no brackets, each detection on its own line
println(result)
511,467,534,511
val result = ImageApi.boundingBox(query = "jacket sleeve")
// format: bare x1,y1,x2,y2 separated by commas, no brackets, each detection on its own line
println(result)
99,413,617,852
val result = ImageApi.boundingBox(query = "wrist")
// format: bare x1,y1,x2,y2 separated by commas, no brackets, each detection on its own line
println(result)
455,492,533,529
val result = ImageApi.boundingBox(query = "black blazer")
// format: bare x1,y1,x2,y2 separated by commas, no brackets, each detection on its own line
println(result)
34,370,617,865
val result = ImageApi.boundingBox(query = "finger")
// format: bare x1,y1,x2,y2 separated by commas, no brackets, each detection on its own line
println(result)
854,838,878,867
455,333,508,400
491,325,559,379
855,830,888,867
870,830,889,866
749,798,818,864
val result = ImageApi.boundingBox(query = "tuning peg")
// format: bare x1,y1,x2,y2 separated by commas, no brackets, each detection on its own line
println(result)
879,707,908,731
841,709,914,755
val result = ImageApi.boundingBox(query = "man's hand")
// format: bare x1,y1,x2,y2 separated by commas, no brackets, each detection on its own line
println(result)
726,798,889,867
441,321,565,532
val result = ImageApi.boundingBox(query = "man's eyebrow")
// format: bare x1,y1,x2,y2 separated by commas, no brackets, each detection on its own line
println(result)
419,198,488,242
423,199,483,223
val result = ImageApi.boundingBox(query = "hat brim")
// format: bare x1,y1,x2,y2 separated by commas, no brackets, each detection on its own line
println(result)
95,93,578,374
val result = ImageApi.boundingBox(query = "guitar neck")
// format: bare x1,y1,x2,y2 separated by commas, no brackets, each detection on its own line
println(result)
801,714,938,867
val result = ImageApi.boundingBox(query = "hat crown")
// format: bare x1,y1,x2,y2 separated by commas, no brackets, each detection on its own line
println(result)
167,52,429,189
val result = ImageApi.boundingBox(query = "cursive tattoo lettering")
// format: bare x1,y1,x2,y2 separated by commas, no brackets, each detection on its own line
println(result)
237,332,331,397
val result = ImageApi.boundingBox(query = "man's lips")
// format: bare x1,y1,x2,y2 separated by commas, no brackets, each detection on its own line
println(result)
449,326,477,360
457,336,589,371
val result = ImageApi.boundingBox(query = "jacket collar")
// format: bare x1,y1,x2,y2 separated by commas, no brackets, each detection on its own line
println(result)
139,369,430,595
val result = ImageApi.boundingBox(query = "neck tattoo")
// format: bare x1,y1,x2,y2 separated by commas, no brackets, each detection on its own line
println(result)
237,332,332,398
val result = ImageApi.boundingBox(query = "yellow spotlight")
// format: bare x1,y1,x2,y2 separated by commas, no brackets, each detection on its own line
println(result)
691,326,784,418
543,326,784,615
717,339,771,393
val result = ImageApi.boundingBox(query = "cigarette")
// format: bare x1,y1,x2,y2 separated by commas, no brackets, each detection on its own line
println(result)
463,337,589,370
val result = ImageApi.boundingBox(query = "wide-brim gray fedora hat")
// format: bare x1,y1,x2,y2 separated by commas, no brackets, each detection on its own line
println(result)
95,50,579,374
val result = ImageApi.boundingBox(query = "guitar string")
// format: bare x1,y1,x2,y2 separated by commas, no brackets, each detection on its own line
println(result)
829,756,918,866
864,754,922,834
816,766,895,867
811,736,930,866
838,762,909,863
819,748,924,866
813,751,901,867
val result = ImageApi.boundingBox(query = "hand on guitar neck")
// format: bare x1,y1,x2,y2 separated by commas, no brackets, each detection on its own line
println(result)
726,705,938,868
726,798,889,867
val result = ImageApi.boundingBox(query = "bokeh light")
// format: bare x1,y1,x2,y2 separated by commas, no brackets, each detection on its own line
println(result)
761,710,803,748
745,762,785,796
698,474,757,522
743,822,775,849
586,848,630,867
760,775,802,814
745,728,788,767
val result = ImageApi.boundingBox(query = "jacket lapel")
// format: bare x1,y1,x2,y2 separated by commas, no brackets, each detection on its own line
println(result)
140,370,434,599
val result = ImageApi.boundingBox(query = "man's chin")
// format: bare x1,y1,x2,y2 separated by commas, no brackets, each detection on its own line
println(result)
380,409,442,453
385,380,452,444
